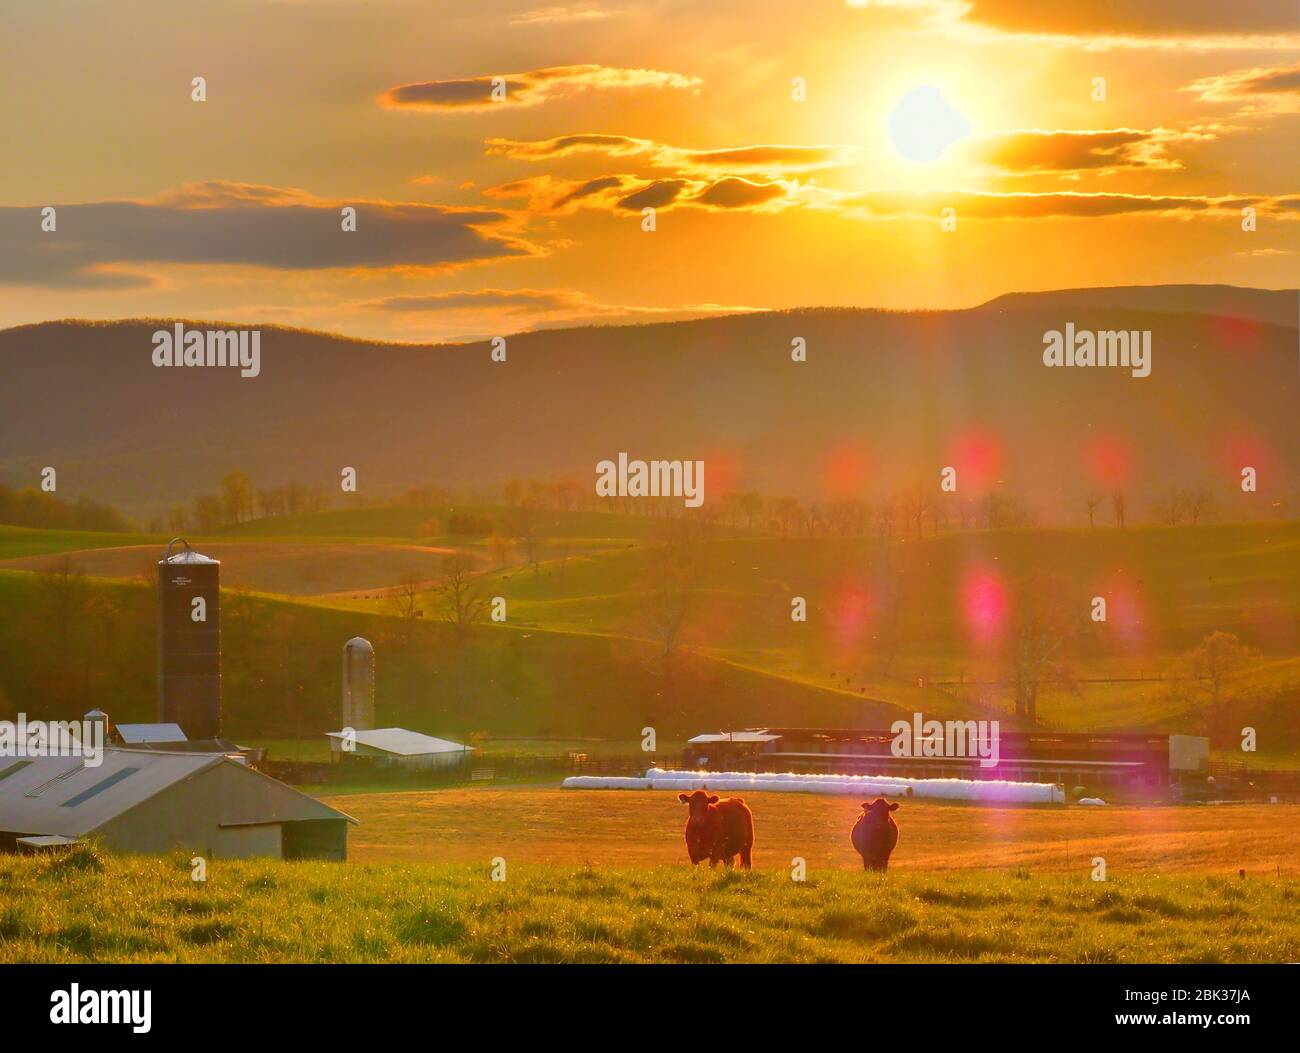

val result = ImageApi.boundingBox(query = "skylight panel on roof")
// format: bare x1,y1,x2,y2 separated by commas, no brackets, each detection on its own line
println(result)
61,767,141,808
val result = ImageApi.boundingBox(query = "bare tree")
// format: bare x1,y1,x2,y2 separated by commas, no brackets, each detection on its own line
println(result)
899,485,934,538
432,553,490,631
735,491,764,532
1187,486,1217,525
1005,572,1082,723
1111,489,1127,529
1085,493,1104,529
639,522,702,669
35,557,89,651
1154,488,1188,526
386,572,425,645
826,499,870,537
505,501,543,578
486,533,516,567
220,470,256,524
769,497,802,538
875,498,898,539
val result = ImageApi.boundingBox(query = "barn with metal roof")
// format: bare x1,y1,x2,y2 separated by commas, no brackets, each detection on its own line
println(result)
326,727,474,770
0,747,356,860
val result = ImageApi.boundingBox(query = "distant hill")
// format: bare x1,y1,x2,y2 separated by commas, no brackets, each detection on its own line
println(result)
0,285,1296,522
979,285,1296,327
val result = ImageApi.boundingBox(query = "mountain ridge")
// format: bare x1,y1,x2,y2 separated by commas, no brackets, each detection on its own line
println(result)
2,285,1296,520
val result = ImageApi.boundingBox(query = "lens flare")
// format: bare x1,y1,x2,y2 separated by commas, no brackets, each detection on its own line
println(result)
1084,434,1135,488
961,567,1008,646
822,444,871,500
830,584,873,649
948,429,1004,490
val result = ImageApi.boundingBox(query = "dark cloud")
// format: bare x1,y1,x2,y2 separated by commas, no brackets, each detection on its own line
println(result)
555,176,626,207
693,178,787,209
0,182,530,288
616,180,691,210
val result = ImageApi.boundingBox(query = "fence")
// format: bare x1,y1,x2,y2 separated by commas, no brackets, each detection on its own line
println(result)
1206,760,1300,798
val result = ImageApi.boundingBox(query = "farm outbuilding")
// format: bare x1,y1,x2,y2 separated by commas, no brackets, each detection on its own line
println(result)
107,717,265,767
0,747,355,860
683,727,1211,789
115,722,188,744
326,727,474,771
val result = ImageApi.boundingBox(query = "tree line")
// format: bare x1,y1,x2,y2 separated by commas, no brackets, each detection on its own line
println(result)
158,471,334,532
0,484,132,533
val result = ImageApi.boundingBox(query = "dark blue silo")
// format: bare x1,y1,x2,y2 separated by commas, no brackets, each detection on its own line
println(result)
157,538,221,739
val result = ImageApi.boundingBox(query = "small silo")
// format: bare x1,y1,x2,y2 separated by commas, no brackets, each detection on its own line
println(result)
84,707,110,744
157,538,221,740
342,637,375,731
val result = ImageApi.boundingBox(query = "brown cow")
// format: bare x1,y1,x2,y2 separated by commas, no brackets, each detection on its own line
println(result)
677,789,754,869
851,797,900,871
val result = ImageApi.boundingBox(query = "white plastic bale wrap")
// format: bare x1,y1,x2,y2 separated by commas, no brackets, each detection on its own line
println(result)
562,767,1065,804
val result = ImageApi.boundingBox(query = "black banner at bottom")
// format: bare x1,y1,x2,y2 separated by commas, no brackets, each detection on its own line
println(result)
2,963,1290,1039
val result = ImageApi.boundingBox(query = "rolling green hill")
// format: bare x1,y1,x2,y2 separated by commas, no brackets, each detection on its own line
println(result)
351,520,1300,740
0,515,1295,747
0,566,902,742
215,505,690,542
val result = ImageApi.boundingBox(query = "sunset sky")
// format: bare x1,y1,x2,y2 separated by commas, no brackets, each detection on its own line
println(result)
1,0,1296,341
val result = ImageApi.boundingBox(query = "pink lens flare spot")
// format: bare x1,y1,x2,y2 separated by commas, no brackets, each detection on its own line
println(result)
948,430,1004,490
822,444,872,501
830,585,873,647
701,447,739,496
1209,314,1264,354
1084,434,1135,488
1097,579,1146,650
962,568,1008,645
1217,429,1276,480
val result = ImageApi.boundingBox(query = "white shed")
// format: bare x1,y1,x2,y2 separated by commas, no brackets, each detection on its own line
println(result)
326,727,474,770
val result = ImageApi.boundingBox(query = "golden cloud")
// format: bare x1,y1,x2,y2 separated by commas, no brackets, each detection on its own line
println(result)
967,129,1206,174
379,65,700,112
1185,63,1300,114
485,134,855,174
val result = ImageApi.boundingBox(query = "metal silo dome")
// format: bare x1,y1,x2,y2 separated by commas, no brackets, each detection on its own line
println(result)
342,637,375,731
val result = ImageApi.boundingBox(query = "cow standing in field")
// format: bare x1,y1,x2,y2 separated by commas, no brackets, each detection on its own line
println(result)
677,790,754,869
851,797,900,871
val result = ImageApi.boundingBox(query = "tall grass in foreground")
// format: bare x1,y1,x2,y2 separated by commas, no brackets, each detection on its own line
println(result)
2,845,1296,964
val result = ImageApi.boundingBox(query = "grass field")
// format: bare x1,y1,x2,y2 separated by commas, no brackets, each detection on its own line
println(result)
0,525,161,560
326,787,1300,876
3,844,1295,963
215,505,687,541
